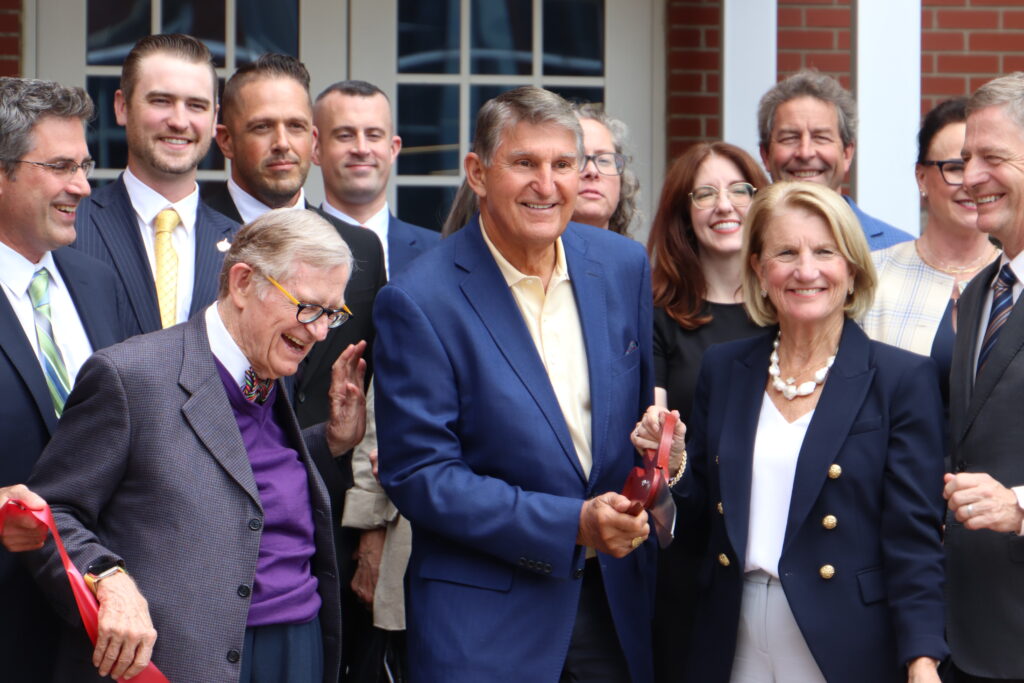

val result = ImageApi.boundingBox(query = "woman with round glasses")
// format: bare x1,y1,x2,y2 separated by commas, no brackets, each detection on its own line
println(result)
861,98,997,423
571,102,640,235
645,141,768,682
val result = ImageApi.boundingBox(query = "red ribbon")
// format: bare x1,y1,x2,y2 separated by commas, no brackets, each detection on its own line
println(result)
622,412,678,511
0,499,170,682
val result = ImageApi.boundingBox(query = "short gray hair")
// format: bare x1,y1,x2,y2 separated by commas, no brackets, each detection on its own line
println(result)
572,102,640,235
219,209,353,298
968,72,1024,129
472,86,584,166
757,69,858,150
0,78,93,177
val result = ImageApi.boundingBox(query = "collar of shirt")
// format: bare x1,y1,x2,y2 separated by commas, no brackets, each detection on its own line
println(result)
479,217,570,291
205,303,253,387
122,167,199,234
0,240,61,302
995,250,1024,302
321,200,389,232
227,177,306,225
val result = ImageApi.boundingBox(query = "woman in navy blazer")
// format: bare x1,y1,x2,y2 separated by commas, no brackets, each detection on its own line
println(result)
635,182,948,683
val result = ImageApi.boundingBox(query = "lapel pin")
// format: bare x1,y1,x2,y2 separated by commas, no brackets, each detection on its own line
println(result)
216,239,231,253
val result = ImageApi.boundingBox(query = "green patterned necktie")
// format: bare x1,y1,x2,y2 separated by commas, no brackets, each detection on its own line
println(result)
28,268,72,416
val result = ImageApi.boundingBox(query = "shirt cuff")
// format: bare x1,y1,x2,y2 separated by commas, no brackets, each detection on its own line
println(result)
1012,486,1024,535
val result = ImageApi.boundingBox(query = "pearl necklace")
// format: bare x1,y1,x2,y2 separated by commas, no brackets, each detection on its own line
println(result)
768,332,836,400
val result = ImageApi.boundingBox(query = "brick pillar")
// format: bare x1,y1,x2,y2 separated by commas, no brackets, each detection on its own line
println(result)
666,0,722,159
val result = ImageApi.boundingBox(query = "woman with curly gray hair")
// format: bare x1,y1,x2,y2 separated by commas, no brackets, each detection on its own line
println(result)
571,102,640,235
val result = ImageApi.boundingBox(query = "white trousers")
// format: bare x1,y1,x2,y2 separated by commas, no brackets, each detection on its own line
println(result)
729,571,827,683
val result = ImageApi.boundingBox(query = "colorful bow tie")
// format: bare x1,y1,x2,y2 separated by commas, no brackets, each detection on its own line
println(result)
242,367,274,404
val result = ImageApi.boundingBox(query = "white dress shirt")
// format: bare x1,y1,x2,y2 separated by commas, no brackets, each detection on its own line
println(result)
745,392,814,577
0,241,93,384
204,303,250,386
226,178,306,225
321,201,391,276
123,167,198,325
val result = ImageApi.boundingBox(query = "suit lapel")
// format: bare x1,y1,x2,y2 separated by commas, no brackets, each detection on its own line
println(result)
455,219,585,484
717,333,772,564
783,320,874,550
92,178,162,332
949,261,992,444
563,229,609,491
53,249,119,351
0,295,57,434
960,263,1024,441
178,315,262,508
190,205,234,318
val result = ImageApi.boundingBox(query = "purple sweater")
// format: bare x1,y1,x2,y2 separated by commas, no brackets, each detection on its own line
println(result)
216,361,321,627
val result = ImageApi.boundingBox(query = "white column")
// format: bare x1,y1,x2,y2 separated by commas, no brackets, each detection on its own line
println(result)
853,0,921,235
722,0,777,165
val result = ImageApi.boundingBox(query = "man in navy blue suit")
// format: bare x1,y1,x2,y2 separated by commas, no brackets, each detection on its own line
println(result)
0,77,130,682
375,86,655,683
313,80,439,277
73,34,237,337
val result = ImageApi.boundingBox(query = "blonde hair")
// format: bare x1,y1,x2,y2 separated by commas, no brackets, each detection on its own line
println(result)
741,181,876,326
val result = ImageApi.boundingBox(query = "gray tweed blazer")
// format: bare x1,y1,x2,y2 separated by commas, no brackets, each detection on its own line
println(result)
24,312,342,683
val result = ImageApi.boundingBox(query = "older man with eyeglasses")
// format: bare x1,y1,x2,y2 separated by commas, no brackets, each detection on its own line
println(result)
25,209,365,683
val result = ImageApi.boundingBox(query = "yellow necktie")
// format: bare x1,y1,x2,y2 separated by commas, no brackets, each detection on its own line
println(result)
154,208,180,329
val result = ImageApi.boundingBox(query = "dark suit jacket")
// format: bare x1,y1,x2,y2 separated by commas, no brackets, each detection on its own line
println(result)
25,314,342,683
0,247,130,682
375,217,656,683
73,175,238,337
947,258,1024,678
387,214,439,275
677,320,948,683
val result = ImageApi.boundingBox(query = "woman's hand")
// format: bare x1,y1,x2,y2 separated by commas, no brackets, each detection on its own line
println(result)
907,657,940,683
631,405,687,476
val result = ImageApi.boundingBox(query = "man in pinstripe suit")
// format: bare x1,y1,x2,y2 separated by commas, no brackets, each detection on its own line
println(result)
73,33,238,337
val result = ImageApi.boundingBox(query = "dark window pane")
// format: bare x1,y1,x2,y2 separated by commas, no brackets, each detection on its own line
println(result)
397,85,459,176
543,0,603,76
87,0,150,65
236,0,299,64
398,186,456,234
86,76,127,170
162,1,227,66
86,76,225,173
472,0,532,75
398,0,459,74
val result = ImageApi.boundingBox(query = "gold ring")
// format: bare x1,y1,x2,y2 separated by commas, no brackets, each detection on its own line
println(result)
631,536,643,549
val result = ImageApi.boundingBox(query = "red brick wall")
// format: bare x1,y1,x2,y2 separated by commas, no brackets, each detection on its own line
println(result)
0,0,19,77
922,1,1024,115
778,0,851,88
666,0,722,159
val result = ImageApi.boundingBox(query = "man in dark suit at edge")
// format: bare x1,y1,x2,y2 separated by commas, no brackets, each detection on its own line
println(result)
0,77,131,681
72,33,238,337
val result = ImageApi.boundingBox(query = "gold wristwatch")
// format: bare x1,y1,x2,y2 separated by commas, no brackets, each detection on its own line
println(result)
84,559,126,595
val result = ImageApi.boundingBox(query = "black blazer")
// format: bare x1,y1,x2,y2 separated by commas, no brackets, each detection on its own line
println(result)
0,247,131,681
947,258,1024,678
72,175,238,337
677,320,948,682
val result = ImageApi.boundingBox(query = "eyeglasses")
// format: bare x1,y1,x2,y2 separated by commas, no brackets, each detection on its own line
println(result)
689,182,757,210
4,159,95,179
581,152,627,176
264,274,352,329
921,159,964,186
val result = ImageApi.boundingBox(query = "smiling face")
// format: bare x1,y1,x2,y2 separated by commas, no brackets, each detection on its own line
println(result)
962,104,1024,257
230,260,349,380
465,120,579,271
917,121,977,237
0,116,92,263
689,154,751,258
752,206,853,332
313,91,400,219
217,77,315,208
762,96,853,191
115,53,217,196
572,118,621,229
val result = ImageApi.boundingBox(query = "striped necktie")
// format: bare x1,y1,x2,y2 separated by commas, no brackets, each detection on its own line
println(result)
154,208,180,328
28,268,72,417
977,263,1017,376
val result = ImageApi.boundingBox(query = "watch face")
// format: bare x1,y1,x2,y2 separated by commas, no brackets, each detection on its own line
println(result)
86,558,124,576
